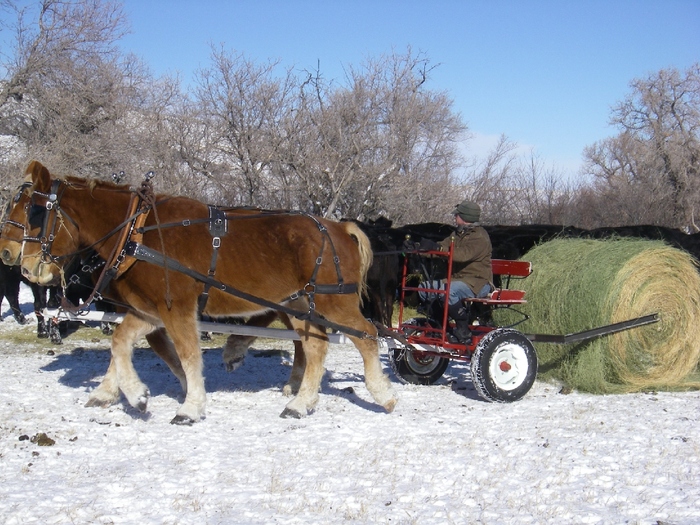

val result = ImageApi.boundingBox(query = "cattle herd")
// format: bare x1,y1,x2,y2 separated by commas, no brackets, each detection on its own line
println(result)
355,220,700,328
3,219,700,339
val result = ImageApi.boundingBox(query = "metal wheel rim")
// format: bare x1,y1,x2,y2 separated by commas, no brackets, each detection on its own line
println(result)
406,351,444,375
489,343,529,391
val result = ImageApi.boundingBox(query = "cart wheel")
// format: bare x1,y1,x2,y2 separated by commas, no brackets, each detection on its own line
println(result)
470,328,537,402
389,318,450,385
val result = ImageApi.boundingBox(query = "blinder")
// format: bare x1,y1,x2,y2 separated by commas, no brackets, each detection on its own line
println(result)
27,203,47,229
22,180,65,263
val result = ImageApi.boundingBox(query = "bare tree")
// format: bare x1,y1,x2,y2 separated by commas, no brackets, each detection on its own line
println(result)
191,46,299,206
462,135,520,224
581,64,700,230
287,49,467,222
0,0,133,179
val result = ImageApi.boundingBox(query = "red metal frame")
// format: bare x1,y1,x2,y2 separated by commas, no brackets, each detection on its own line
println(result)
396,243,530,362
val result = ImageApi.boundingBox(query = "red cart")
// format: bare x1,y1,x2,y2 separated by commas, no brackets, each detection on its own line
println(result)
389,243,658,402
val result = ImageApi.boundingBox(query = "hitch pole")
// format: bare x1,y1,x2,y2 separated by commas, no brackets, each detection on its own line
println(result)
525,313,659,344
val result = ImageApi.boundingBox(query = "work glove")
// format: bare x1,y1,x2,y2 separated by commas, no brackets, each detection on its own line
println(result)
402,238,419,252
418,238,440,251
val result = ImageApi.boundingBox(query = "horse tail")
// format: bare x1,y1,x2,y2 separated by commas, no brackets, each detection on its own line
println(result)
341,221,373,303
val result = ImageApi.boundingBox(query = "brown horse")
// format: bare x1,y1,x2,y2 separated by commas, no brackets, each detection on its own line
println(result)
13,161,397,424
3,197,305,408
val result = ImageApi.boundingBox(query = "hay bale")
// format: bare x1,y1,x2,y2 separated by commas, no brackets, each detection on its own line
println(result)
494,238,700,393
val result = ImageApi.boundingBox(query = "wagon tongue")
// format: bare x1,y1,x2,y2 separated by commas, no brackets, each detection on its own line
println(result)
373,321,420,351
525,313,659,344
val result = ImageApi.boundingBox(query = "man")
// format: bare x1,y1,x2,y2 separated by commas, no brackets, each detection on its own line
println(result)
415,199,493,343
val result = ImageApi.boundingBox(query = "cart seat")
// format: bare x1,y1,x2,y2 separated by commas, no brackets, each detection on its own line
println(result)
464,259,531,307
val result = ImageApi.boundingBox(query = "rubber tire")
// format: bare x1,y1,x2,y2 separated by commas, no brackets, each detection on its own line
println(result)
389,318,450,385
470,328,537,402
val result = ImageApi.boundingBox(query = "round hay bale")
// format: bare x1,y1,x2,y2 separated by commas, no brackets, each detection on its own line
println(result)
494,238,700,393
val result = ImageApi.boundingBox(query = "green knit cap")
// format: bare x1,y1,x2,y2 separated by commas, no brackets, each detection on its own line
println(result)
452,200,480,222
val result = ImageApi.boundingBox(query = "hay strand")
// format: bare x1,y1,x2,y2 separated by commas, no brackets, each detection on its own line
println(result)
495,238,700,393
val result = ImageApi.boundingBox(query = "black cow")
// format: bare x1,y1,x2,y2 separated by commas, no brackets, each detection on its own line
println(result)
581,224,689,248
350,217,403,327
49,252,118,342
1,260,55,338
0,261,28,324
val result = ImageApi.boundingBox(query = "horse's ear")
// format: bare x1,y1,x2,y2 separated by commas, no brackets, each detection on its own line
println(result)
24,160,51,189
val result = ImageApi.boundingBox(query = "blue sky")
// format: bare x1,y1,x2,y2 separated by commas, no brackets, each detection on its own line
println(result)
6,1,700,179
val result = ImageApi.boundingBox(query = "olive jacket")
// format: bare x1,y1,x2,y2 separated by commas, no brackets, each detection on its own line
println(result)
438,224,493,294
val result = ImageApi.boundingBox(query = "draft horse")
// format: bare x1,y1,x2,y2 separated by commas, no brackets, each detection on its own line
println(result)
12,161,397,424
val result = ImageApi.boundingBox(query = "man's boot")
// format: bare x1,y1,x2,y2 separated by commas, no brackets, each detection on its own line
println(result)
447,302,472,344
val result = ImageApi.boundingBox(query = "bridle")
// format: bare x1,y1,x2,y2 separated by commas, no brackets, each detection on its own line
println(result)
0,182,33,243
22,179,77,265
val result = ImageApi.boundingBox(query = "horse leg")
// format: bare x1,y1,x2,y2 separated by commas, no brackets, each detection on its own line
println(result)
85,313,156,410
320,298,397,413
5,279,26,324
279,319,328,418
162,310,206,425
145,328,187,393
349,331,397,412
31,283,48,337
283,340,305,396
221,311,305,395
223,330,305,396
221,310,279,371
222,333,255,372
278,313,305,396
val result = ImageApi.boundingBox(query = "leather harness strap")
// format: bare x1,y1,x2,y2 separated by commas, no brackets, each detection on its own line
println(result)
124,241,371,339
197,206,228,313
61,191,151,314
106,193,150,279
25,177,371,339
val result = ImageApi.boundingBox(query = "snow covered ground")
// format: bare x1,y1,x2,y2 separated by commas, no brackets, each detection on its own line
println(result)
1,284,699,525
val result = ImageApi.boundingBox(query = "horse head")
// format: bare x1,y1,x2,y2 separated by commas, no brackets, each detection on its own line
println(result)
14,161,82,286
0,163,45,266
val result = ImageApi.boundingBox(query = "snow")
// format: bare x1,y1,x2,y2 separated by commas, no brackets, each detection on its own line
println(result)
1,284,699,525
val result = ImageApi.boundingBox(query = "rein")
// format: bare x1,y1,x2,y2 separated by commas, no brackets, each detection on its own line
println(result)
25,179,153,312
124,241,370,339
26,176,372,339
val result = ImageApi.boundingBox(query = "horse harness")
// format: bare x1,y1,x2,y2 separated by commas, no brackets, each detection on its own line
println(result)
21,177,374,340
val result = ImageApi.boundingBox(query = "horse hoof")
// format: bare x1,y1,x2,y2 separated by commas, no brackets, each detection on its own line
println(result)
170,415,195,426
85,398,113,408
224,356,245,372
383,397,398,413
135,395,149,412
279,407,304,419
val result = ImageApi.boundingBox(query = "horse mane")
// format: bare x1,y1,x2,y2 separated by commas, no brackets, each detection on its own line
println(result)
340,221,373,304
62,175,130,192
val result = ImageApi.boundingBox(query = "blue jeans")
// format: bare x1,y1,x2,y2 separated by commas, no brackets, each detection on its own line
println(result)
418,280,492,306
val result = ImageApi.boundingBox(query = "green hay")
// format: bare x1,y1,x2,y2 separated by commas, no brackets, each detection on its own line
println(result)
494,238,700,394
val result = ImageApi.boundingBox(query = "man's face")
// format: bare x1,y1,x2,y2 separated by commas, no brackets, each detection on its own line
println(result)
454,214,469,226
